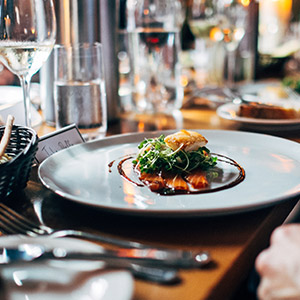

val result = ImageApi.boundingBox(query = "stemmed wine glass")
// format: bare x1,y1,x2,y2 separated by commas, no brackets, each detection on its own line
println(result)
0,0,56,127
189,0,248,89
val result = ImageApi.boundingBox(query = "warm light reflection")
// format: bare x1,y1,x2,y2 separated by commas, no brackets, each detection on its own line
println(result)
276,0,293,20
118,248,158,259
271,153,295,173
143,9,149,15
159,116,168,128
229,110,237,118
14,7,20,24
122,180,151,209
223,28,231,43
287,184,300,194
180,75,189,88
138,121,145,132
241,0,250,7
123,180,136,205
4,15,11,31
210,27,223,42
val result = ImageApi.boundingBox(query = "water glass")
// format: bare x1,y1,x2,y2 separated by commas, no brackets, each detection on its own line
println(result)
54,43,107,140
126,0,184,114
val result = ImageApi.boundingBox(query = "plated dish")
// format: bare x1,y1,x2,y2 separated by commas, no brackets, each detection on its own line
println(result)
217,81,300,130
0,236,134,300
124,130,244,195
38,130,300,216
217,102,300,128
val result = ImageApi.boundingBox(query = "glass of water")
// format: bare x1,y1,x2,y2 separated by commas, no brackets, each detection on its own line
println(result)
54,42,107,141
126,0,184,114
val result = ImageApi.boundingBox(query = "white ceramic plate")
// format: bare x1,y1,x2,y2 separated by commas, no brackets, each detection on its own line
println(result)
217,81,300,130
0,236,134,300
38,130,300,217
217,102,300,129
0,85,42,127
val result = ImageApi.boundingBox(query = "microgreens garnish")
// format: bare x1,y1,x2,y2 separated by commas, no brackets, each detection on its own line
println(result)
133,135,217,174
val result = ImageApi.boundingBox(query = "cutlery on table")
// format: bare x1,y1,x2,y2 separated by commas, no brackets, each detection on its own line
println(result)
0,203,212,283
0,243,180,284
0,203,211,267
0,237,210,269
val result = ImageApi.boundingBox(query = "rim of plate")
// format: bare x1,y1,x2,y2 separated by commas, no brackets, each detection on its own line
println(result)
38,129,300,217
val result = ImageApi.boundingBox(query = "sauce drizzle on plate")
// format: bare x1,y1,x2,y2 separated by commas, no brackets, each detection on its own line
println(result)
111,153,245,196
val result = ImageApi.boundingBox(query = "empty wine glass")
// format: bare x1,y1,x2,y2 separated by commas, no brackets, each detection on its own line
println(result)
189,0,248,88
0,0,56,127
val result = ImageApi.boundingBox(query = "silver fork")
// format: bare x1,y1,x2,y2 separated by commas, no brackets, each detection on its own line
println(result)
0,203,211,268
0,203,146,249
0,204,213,284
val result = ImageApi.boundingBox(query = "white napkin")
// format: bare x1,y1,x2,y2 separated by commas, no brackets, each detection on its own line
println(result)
0,85,42,127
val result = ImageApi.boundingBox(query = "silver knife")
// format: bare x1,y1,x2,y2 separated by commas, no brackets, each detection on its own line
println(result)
0,246,180,284
0,243,211,269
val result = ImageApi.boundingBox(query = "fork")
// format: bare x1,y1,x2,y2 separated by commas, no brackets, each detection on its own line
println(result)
0,203,211,268
0,203,149,249
0,203,190,284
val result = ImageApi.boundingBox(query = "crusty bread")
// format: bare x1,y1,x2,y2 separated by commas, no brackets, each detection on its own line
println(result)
238,102,300,119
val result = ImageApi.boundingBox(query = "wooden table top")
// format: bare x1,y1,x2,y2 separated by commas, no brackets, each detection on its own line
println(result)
5,106,300,300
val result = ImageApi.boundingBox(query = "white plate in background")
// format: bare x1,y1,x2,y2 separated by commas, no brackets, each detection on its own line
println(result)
217,102,300,130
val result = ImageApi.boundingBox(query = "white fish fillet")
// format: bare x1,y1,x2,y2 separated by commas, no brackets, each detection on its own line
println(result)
164,130,208,152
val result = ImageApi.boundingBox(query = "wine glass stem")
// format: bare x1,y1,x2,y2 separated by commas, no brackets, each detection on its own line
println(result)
227,50,236,89
19,75,32,127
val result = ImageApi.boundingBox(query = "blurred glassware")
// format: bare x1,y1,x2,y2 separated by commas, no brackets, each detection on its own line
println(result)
125,0,185,114
54,43,107,141
256,0,300,78
117,0,133,113
188,0,249,89
0,0,56,127
258,0,292,56
40,0,119,126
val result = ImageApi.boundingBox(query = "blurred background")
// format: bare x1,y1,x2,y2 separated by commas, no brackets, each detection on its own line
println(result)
1,0,300,128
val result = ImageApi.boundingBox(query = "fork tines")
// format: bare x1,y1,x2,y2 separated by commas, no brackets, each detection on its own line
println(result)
0,203,41,236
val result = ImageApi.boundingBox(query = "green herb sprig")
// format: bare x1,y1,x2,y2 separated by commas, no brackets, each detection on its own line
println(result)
132,135,217,174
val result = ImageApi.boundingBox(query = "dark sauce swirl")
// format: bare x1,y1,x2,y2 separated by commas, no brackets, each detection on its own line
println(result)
110,153,245,196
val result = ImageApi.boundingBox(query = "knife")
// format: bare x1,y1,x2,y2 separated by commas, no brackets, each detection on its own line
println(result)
0,243,211,269
0,246,181,284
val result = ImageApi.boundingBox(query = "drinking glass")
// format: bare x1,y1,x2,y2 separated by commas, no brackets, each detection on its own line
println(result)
126,0,184,114
54,43,107,141
189,0,248,88
0,0,56,127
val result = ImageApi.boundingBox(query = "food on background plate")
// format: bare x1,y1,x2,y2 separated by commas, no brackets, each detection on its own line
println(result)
282,76,300,94
132,130,218,194
238,102,300,120
257,85,289,100
0,115,14,163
